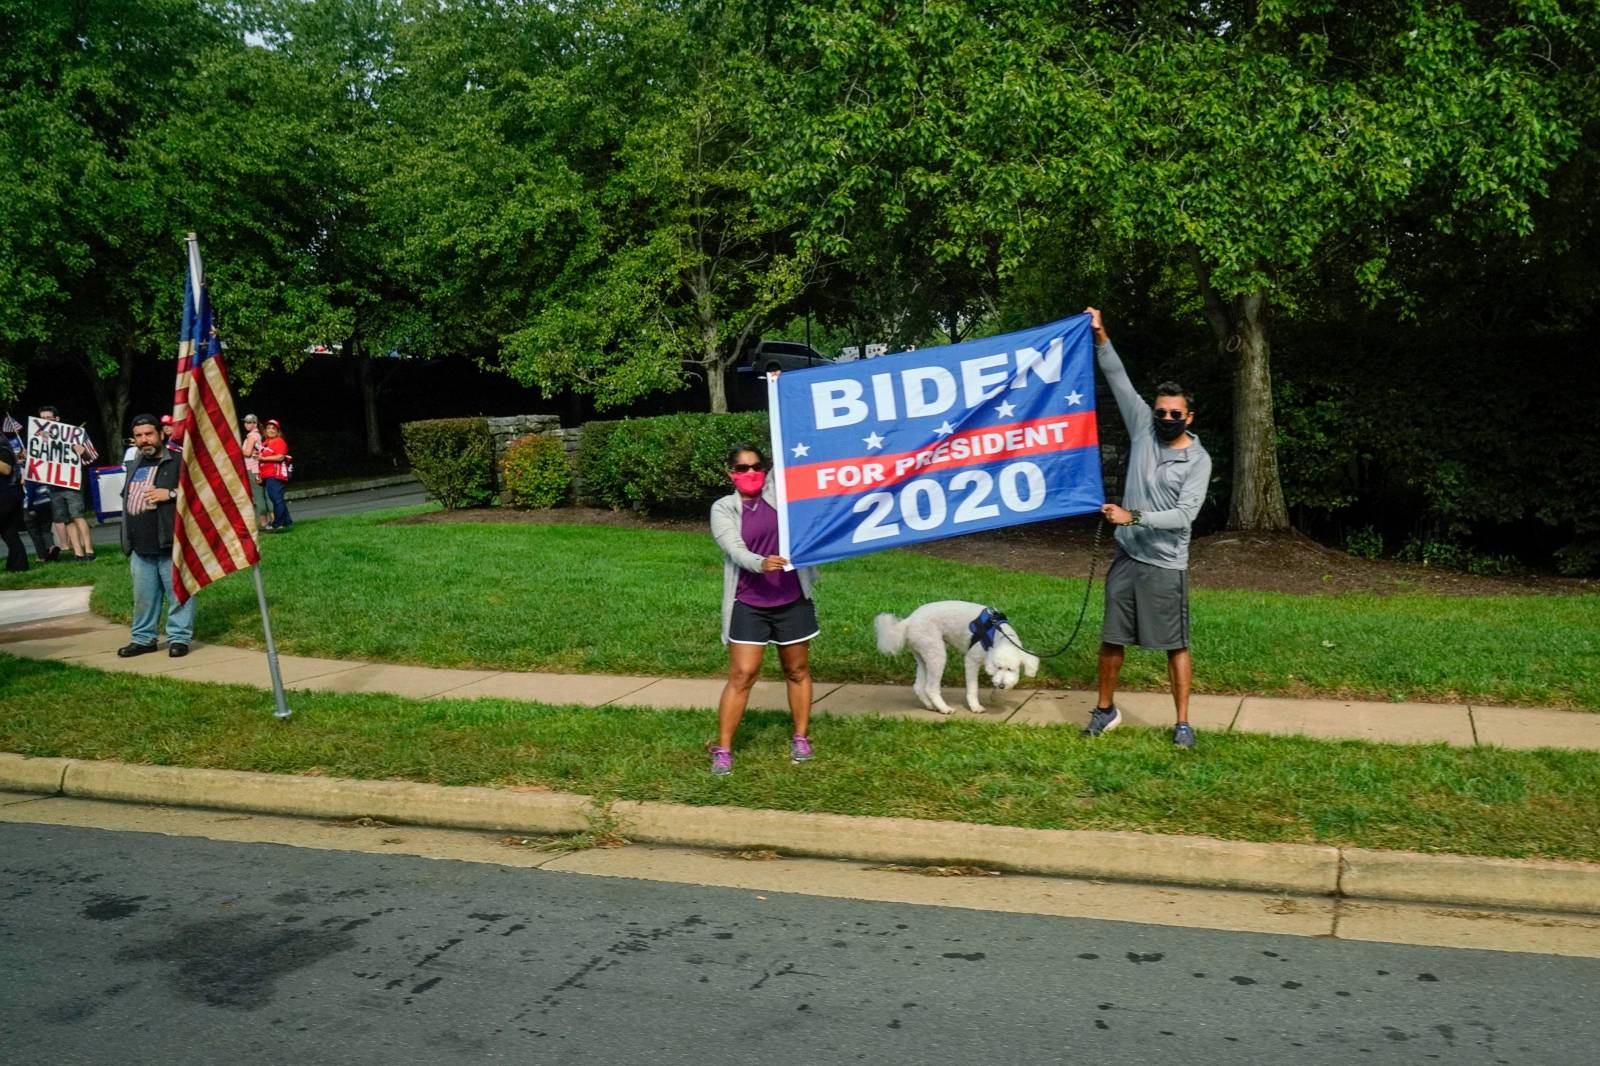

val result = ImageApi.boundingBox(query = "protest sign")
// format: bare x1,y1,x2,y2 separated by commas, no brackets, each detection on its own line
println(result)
768,313,1104,568
23,416,91,491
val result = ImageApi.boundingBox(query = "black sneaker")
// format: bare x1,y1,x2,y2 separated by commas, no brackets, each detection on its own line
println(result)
168,643,190,658
117,642,159,658
1082,705,1122,737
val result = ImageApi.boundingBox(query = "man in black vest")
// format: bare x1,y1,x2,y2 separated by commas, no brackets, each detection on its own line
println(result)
117,414,195,658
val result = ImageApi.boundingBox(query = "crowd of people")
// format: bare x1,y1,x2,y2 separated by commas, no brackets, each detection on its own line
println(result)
2,406,297,567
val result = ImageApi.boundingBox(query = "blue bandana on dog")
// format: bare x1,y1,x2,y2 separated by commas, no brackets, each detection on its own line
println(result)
968,607,1009,650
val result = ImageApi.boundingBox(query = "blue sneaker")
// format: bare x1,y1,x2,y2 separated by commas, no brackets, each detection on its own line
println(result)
1173,723,1196,749
1082,705,1122,737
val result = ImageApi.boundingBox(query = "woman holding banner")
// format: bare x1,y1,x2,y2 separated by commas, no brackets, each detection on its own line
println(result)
708,438,820,776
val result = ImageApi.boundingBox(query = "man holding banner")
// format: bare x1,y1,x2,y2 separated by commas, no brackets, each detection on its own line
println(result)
30,405,96,562
1081,307,1212,749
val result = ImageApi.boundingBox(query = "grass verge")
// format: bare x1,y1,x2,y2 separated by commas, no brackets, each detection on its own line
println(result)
3,655,1598,862
5,507,1597,707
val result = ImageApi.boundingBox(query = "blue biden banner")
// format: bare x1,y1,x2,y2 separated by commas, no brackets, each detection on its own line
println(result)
769,313,1104,568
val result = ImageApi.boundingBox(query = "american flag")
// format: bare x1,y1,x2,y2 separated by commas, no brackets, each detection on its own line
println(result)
171,236,259,605
77,428,98,464
1,413,20,436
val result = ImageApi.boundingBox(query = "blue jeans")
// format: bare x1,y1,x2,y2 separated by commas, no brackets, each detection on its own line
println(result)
264,478,291,528
129,551,196,646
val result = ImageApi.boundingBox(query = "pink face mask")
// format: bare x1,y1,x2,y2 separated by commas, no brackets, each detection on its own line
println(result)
731,469,766,495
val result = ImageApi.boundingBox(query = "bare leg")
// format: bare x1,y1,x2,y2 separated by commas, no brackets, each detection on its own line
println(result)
1097,642,1125,707
777,641,812,738
716,643,765,750
70,517,92,556
1167,648,1192,724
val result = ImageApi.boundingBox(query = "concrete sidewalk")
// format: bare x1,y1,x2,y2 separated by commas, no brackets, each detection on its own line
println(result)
4,611,1599,751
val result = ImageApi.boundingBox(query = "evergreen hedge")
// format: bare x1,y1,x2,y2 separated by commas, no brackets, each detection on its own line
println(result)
401,417,495,510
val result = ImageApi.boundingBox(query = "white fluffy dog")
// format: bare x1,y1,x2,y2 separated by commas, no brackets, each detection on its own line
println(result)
875,601,1040,714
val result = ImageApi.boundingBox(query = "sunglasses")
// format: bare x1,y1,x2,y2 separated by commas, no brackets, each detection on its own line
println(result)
1153,409,1188,421
730,463,763,473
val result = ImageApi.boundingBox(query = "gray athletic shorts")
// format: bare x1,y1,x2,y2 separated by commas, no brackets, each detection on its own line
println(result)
1101,549,1190,651
51,490,85,523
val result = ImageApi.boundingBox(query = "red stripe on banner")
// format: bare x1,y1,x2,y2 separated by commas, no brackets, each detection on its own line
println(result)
193,370,255,544
173,352,258,604
783,414,1099,503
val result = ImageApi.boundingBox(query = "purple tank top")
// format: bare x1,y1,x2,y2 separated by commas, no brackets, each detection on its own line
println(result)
735,497,803,607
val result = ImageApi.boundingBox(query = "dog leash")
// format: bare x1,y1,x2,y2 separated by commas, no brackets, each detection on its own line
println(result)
994,518,1105,660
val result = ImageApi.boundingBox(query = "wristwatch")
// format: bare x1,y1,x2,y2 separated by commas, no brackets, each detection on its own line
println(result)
1129,509,1143,526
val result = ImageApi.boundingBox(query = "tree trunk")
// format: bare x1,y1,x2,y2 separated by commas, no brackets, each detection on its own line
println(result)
355,344,383,457
706,355,729,413
703,319,728,413
85,347,135,455
1188,252,1291,532
1226,290,1290,531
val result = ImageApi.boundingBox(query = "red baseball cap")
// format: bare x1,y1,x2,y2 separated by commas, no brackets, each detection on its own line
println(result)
160,414,174,425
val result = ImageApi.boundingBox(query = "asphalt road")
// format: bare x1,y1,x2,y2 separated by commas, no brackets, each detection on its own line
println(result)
3,822,1595,1066
79,481,429,550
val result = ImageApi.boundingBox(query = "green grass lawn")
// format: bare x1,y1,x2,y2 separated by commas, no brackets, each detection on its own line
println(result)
4,507,1597,707
3,655,1597,861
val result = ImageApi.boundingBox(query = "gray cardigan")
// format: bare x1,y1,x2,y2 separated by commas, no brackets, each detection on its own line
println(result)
710,482,817,643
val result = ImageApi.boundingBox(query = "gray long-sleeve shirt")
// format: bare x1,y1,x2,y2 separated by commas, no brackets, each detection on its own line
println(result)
1097,339,1212,569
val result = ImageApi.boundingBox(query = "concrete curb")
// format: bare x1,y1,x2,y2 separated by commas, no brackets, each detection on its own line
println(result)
607,799,1339,895
3,752,1597,914
285,473,419,501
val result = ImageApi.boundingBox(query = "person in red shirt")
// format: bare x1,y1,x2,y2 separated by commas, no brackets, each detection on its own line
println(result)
258,419,293,531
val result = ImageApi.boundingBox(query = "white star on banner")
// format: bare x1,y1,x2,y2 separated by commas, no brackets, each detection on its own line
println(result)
1064,390,1085,406
863,431,885,450
994,400,1017,418
791,441,810,458
933,420,955,437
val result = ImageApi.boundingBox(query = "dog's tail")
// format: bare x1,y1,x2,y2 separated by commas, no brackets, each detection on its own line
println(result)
874,612,908,656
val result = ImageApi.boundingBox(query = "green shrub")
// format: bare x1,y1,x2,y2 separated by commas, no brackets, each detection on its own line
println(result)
401,417,494,510
1466,553,1517,577
574,420,626,508
501,434,572,509
1344,526,1384,561
582,411,770,515
1555,537,1600,577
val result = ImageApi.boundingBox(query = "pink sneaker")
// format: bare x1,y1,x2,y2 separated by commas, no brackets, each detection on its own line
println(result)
708,746,733,776
790,735,813,763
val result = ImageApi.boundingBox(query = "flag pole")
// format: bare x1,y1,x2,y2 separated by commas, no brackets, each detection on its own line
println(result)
252,564,292,719
186,231,291,719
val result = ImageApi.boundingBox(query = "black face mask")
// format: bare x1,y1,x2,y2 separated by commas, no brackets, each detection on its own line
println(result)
1153,416,1188,443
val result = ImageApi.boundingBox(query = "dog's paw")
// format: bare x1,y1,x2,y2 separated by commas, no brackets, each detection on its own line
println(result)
931,704,954,716
966,703,986,714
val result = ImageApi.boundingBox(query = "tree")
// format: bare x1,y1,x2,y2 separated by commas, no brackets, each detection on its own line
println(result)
1005,1,1594,529
781,0,1596,529
494,0,811,413
0,0,339,442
